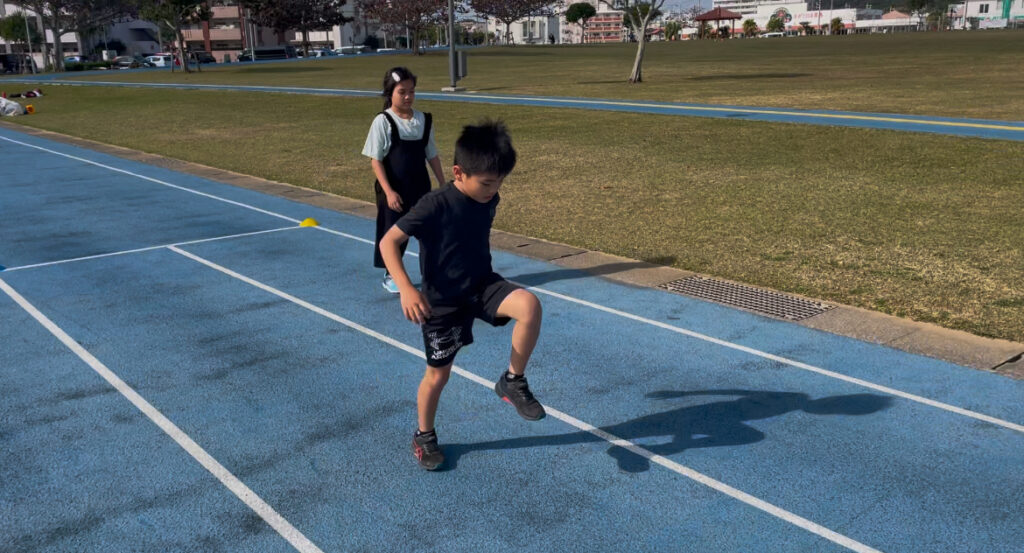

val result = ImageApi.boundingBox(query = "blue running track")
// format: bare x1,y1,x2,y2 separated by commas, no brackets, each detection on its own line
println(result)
1,126,1022,553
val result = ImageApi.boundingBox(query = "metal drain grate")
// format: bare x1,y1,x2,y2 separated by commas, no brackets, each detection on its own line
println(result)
659,276,834,321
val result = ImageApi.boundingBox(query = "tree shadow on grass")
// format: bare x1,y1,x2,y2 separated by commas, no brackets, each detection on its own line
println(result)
688,72,812,81
438,389,892,471
236,66,331,74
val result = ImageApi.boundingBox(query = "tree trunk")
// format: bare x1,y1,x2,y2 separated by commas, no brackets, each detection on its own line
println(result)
628,31,646,83
175,27,191,73
47,12,63,71
34,11,48,70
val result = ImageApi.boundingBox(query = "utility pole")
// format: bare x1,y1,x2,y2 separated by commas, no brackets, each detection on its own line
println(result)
442,0,464,91
829,0,834,34
22,9,35,74
447,0,456,87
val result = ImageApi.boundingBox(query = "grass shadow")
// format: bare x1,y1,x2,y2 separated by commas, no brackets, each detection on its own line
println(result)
688,73,813,81
235,65,332,74
437,389,891,471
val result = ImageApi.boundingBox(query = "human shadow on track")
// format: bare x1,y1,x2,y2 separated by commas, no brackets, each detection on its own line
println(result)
439,390,892,471
507,257,676,287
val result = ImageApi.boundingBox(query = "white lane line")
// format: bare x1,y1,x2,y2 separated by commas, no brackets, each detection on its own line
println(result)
523,287,1024,434
3,226,298,272
169,245,883,553
326,236,1024,434
8,129,1018,432
0,135,300,224
0,277,324,553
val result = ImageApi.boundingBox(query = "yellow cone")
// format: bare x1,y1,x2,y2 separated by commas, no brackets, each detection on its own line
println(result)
300,218,319,227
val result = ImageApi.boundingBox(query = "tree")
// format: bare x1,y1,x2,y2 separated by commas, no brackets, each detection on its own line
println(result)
357,0,444,55
904,0,930,29
470,0,554,45
766,15,784,32
138,0,210,73
611,0,667,83
830,16,843,34
564,2,595,43
0,12,43,48
742,18,757,37
663,19,680,40
248,0,350,56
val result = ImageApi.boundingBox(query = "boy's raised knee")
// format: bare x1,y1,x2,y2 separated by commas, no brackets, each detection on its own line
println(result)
500,289,542,322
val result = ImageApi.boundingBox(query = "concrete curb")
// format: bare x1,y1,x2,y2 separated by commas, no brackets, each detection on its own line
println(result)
4,121,1022,379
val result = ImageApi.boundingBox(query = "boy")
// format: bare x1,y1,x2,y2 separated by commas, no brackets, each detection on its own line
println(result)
379,120,545,471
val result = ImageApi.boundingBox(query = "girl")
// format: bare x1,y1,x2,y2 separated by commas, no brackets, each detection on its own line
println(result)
362,67,446,294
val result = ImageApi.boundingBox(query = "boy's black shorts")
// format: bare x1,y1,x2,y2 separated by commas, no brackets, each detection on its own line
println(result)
422,274,520,367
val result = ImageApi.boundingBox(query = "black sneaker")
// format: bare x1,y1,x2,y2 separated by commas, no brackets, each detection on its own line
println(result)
411,430,444,470
495,373,546,421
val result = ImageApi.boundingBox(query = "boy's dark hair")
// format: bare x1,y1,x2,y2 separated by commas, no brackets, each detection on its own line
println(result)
381,66,417,110
454,119,517,177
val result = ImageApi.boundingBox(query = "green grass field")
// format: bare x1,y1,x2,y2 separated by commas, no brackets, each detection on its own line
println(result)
3,31,1023,341
53,31,1024,120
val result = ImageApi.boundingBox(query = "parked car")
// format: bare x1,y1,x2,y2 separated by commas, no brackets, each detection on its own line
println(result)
64,55,85,64
112,55,153,68
309,48,336,58
333,45,367,55
1,53,37,73
190,50,216,64
237,45,296,61
760,32,785,38
145,54,173,67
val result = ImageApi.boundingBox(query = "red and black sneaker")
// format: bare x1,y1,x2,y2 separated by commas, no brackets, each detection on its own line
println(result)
411,430,444,470
495,373,546,421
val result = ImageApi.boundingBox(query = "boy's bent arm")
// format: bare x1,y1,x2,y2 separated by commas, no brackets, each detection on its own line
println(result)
380,226,432,323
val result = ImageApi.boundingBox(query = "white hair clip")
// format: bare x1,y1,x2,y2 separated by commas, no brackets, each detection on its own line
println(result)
391,71,402,83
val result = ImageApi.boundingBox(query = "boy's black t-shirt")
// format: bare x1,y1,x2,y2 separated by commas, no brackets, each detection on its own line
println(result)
396,182,499,305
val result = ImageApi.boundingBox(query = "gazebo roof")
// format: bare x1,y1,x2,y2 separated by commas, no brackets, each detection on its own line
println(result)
694,7,743,21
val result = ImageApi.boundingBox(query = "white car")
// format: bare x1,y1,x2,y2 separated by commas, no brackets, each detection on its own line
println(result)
333,45,367,55
145,54,173,67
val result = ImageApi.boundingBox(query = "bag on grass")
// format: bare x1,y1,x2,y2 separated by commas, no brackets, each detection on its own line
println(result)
0,96,27,116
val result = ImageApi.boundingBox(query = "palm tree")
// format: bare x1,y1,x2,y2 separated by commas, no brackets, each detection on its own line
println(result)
742,18,758,37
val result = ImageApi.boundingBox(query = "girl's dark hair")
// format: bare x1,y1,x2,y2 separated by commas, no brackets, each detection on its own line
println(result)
454,119,517,177
382,66,417,109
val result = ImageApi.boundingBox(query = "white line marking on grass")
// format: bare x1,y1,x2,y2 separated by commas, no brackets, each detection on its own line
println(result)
168,245,885,553
22,81,1024,133
165,247,880,553
3,226,298,272
0,277,324,553
0,135,300,224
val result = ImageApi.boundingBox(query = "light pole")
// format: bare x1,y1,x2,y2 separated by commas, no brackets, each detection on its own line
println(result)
447,0,457,88
829,0,834,35
21,9,35,74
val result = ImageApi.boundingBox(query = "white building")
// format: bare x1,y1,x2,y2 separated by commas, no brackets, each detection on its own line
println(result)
948,0,1024,29
752,2,880,33
0,2,163,66
488,12,564,45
